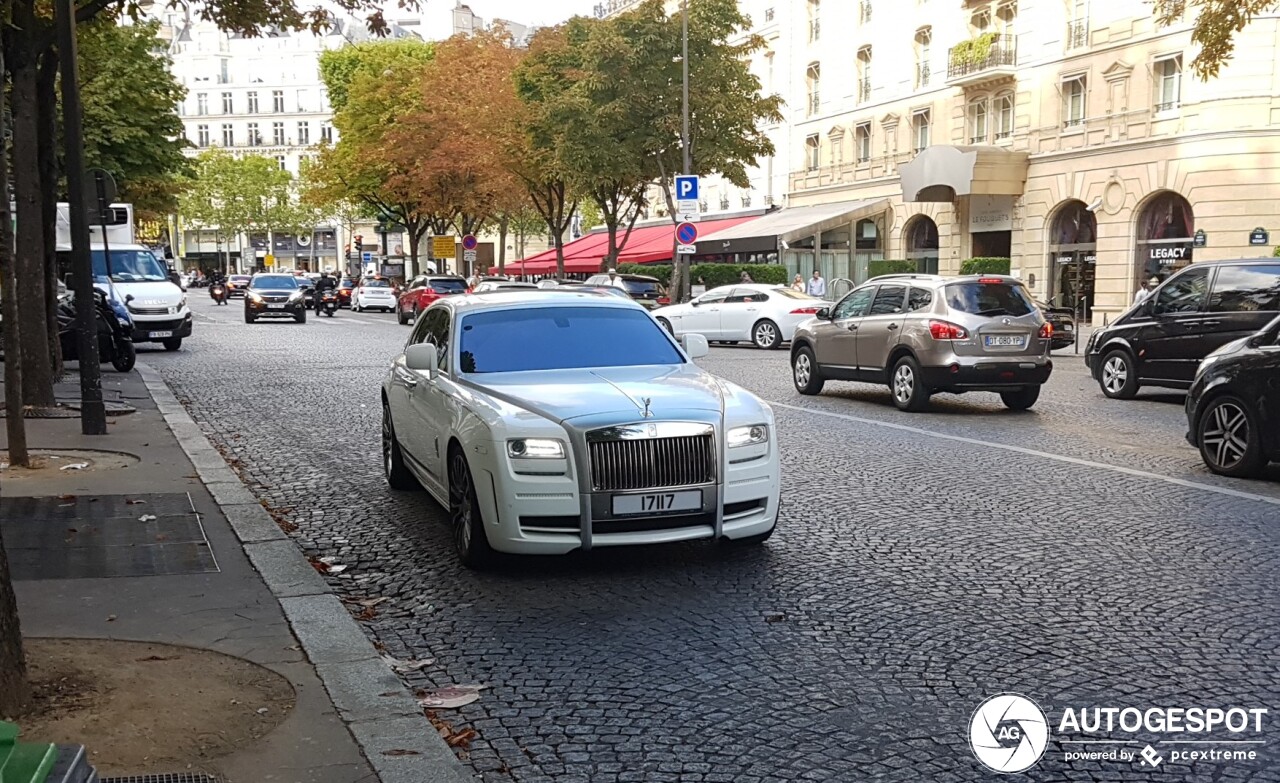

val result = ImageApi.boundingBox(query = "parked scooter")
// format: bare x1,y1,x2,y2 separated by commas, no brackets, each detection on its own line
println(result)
209,281,228,304
57,288,136,372
320,288,339,317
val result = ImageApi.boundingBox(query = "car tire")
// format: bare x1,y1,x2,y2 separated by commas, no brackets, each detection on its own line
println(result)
244,313,255,324
752,320,782,350
1099,349,1139,399
1198,395,1266,478
111,340,136,373
1000,385,1041,411
656,317,673,335
448,446,496,569
381,404,420,491
412,304,421,323
397,305,409,325
889,355,930,412
295,310,307,324
162,337,182,351
791,346,825,395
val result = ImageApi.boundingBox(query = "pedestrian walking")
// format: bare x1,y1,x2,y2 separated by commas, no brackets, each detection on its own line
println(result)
1134,276,1158,304
740,270,754,284
806,270,826,298
791,274,805,292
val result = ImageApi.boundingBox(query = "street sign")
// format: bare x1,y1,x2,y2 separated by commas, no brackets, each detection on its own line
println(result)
675,175,699,201
676,199,700,223
675,222,699,246
1193,229,1207,248
1249,227,1269,245
432,236,456,258
461,234,478,251
676,243,697,255
463,249,477,265
264,254,275,267
362,251,374,263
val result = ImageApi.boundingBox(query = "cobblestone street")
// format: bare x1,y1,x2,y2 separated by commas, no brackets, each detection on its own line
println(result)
144,298,1280,783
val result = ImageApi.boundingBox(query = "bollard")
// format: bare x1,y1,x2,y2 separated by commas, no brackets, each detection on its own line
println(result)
0,721,56,783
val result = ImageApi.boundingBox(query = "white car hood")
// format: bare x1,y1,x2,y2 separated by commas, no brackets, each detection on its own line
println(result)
472,364,725,423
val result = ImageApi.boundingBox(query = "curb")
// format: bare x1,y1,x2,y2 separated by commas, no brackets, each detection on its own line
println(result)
136,363,474,783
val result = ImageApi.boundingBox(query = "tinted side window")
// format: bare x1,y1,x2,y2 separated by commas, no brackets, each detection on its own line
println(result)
1153,267,1210,315
407,306,435,345
432,311,452,373
697,291,729,305
869,285,906,315
833,287,875,319
724,289,752,304
907,287,933,311
1206,265,1280,313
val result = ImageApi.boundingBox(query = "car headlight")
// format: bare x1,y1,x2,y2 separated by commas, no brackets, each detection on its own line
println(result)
507,438,565,459
117,316,131,328
288,291,303,301
179,295,187,310
727,424,769,448
248,292,263,303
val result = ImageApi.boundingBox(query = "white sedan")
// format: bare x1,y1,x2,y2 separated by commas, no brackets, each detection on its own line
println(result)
651,283,824,349
381,289,781,568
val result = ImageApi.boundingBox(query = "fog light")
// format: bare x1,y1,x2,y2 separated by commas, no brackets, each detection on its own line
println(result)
949,363,960,374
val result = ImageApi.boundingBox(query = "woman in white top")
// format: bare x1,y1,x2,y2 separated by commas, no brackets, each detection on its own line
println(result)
791,274,805,292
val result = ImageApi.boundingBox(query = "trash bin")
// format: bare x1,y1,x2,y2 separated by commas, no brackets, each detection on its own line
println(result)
0,722,96,783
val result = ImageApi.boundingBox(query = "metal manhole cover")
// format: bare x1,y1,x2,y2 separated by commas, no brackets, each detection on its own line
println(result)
100,775,221,783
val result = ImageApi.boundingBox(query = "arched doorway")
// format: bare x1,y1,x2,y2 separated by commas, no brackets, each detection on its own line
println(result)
904,215,939,274
1048,199,1097,315
1135,191,1194,289
851,217,883,283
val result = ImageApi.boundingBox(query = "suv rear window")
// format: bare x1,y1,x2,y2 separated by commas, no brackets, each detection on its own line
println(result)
429,278,468,294
944,280,1035,317
622,279,663,295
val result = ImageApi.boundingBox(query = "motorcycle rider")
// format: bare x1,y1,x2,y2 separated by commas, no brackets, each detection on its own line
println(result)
313,271,337,313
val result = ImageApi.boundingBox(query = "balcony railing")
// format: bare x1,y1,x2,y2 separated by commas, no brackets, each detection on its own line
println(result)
857,77,872,103
916,62,931,88
808,93,820,115
809,19,820,41
1067,19,1089,50
947,34,1016,83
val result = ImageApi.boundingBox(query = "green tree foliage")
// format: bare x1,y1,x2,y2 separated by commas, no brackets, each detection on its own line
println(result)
1156,0,1280,78
76,19,189,221
959,258,1013,275
867,260,918,278
180,150,297,268
617,263,787,287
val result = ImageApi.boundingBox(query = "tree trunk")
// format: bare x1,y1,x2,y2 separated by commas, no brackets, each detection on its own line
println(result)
1,43,30,469
0,511,31,718
11,47,55,409
497,214,508,273
38,48,63,382
406,227,420,278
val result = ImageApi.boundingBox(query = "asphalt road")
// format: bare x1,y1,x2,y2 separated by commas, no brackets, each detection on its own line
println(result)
142,295,1280,783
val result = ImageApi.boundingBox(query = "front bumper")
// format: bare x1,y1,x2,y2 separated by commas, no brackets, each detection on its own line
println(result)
131,313,193,343
246,299,307,317
918,360,1053,392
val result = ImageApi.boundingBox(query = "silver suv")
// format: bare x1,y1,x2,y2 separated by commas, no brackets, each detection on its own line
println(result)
789,274,1054,411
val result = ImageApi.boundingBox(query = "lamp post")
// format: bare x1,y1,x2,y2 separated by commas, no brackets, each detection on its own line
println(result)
678,0,692,301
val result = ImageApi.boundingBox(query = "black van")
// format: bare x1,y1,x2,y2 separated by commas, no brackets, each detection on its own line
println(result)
1085,259,1280,398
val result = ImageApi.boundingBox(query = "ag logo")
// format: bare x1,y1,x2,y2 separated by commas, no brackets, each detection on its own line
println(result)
969,693,1049,773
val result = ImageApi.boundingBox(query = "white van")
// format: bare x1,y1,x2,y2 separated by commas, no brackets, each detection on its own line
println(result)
56,203,191,350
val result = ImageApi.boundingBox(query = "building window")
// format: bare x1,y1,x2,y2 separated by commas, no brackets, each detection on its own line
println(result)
971,9,991,34
967,98,989,144
1062,74,1087,128
221,92,233,114
915,28,931,88
272,90,285,112
196,92,208,115
297,89,310,112
741,193,752,207
297,121,310,145
247,122,261,146
857,47,872,103
221,123,234,146
275,155,287,171
1155,54,1182,112
995,92,1014,140
247,91,259,114
912,109,931,153
855,122,871,162
859,0,872,24
829,130,845,165
320,123,333,143
196,124,210,147
218,58,229,84
807,0,820,42
996,1,1017,32
272,121,285,145
806,62,821,116
805,134,820,171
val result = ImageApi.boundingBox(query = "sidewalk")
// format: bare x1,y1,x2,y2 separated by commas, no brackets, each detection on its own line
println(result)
1,364,471,783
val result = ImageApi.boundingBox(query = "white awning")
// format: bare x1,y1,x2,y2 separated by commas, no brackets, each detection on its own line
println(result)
698,198,890,252
898,145,1029,203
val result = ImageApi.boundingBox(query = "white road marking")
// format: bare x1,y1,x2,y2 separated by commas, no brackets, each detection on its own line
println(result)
769,400,1280,507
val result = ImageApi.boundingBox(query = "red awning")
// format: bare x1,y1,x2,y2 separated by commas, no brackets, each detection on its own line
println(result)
516,216,761,275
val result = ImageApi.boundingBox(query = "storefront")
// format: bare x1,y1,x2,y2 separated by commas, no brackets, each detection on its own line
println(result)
903,216,940,274
1047,199,1097,315
1135,191,1195,288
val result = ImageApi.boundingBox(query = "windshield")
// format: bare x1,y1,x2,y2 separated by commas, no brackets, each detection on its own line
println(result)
944,280,1035,317
91,250,169,283
773,288,817,300
430,279,468,294
458,306,683,373
363,279,392,288
229,276,250,283
251,275,298,290
339,279,356,288
622,279,663,295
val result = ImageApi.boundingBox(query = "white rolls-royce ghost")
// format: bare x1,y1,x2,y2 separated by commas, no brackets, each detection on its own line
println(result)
381,289,781,567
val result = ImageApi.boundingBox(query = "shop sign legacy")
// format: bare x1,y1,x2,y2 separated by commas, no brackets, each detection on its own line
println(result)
1148,245,1192,265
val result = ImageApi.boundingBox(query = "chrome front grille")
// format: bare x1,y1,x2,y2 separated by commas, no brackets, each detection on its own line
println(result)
131,306,169,316
586,423,716,491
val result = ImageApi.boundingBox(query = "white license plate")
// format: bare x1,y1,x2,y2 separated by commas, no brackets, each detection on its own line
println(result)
148,331,173,338
612,490,701,516
984,335,1025,347
1062,324,1073,331
267,303,286,309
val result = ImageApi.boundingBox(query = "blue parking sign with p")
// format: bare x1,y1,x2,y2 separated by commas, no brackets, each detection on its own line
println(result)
675,176,699,201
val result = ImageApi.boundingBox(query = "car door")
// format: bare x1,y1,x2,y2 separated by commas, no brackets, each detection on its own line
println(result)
717,288,763,340
403,275,426,309
681,289,729,338
814,286,875,372
1141,265,1212,383
388,312,435,464
1201,263,1280,354
855,284,907,379
406,308,454,494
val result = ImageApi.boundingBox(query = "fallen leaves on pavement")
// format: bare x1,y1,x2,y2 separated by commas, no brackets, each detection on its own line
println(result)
416,684,489,709
426,710,479,749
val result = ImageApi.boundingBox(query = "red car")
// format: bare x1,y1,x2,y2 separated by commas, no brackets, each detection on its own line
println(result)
336,277,357,307
396,274,468,324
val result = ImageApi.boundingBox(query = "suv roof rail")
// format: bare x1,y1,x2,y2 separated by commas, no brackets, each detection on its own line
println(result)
865,273,943,282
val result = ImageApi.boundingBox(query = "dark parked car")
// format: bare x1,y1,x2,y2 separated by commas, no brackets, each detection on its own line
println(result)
1085,259,1280,398
244,273,307,324
1034,300,1076,350
583,273,668,309
1184,315,1280,477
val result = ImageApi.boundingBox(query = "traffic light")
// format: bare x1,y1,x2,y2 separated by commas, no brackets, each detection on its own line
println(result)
353,234,364,249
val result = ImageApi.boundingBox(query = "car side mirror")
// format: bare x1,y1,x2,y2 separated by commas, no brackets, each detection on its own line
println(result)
404,342,439,378
816,307,831,320
690,299,700,307
682,333,709,359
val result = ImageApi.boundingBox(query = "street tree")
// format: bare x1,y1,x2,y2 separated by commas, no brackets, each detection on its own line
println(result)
1156,0,1278,78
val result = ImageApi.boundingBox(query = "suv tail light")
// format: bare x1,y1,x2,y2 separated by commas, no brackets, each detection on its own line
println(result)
790,307,822,314
658,296,670,305
1038,322,1053,339
928,320,969,340
978,277,1004,284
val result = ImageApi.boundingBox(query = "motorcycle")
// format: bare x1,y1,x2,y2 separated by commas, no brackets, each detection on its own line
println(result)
210,282,228,304
320,288,339,317
57,288,136,373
